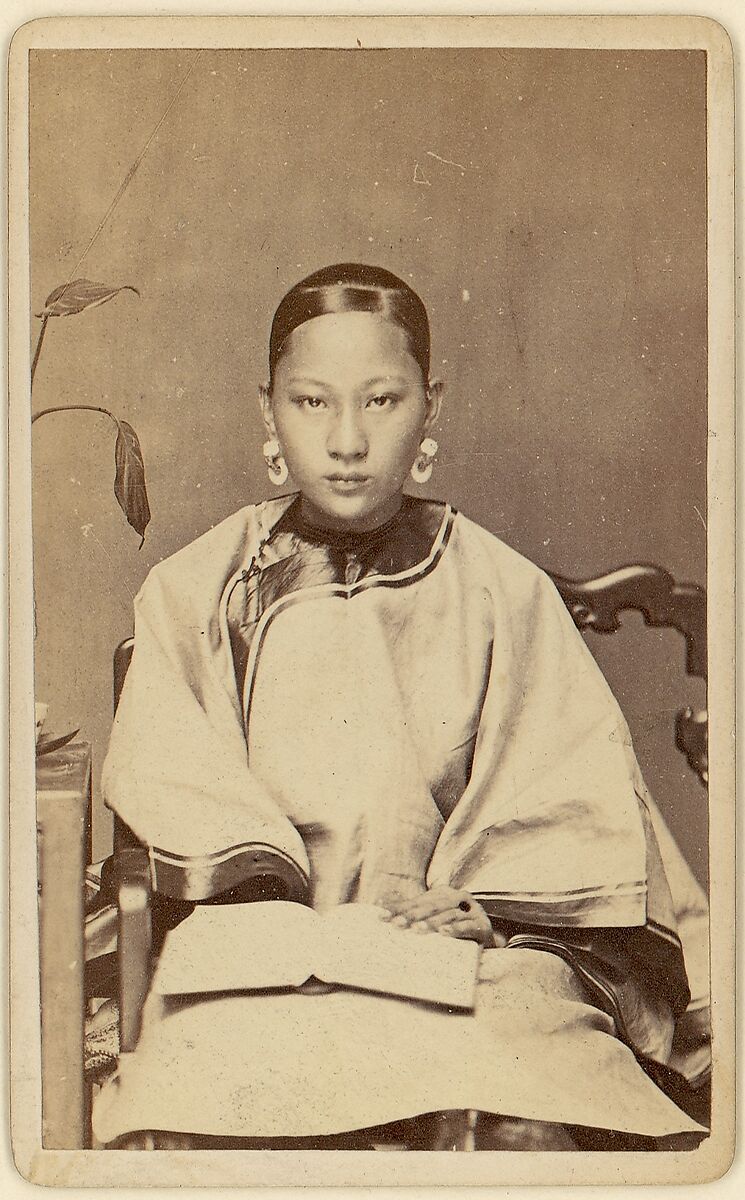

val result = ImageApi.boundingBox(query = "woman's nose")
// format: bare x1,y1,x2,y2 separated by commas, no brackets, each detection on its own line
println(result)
327,410,368,459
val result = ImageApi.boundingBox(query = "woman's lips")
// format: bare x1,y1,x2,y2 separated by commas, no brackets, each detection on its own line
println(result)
325,474,370,491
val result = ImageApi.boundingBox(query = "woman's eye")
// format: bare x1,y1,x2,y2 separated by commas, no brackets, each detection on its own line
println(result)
367,394,397,409
295,395,326,409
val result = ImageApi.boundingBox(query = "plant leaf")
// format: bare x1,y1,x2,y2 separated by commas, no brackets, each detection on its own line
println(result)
114,420,151,544
36,728,80,757
36,279,140,319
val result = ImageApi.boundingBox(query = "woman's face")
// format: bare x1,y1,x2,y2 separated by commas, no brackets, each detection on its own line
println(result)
263,311,441,531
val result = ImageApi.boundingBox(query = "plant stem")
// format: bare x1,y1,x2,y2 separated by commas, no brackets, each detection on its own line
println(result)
31,404,119,429
30,315,49,389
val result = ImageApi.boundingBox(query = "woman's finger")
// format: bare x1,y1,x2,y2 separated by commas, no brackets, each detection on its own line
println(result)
408,914,482,936
436,917,493,944
415,908,466,930
434,919,477,938
389,889,468,921
387,902,441,925
403,908,471,934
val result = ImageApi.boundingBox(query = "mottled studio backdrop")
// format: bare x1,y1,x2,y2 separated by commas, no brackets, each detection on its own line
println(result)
30,48,707,872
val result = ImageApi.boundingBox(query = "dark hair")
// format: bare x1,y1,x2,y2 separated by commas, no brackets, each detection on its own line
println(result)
268,263,430,387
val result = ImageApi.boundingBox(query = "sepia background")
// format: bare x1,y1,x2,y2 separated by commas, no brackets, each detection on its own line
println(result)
30,47,707,873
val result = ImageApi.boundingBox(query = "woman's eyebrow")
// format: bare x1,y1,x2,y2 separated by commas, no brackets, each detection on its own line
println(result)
284,375,409,390
285,377,332,389
360,376,408,388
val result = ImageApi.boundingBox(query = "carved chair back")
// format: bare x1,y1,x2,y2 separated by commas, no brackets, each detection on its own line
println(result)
548,564,707,785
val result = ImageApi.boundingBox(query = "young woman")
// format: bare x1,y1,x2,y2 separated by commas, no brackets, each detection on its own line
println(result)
93,264,709,1150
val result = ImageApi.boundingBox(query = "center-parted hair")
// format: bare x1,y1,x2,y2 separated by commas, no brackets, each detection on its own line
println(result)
268,263,430,387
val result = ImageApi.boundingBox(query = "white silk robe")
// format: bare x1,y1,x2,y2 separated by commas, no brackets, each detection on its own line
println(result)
93,495,708,1143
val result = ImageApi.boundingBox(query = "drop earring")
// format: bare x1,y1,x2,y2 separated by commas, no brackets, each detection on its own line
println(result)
263,438,288,486
410,437,438,484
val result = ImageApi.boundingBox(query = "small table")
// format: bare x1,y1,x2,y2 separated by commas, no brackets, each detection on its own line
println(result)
36,741,92,1149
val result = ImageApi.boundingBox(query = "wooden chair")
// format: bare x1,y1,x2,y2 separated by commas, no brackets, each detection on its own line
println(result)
548,564,707,785
96,561,708,1147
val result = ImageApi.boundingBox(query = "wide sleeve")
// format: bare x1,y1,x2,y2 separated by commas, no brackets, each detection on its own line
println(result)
428,567,666,923
101,565,310,901
426,557,695,1034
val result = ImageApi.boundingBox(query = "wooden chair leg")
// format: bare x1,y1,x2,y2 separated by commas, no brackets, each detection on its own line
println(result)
117,848,153,1053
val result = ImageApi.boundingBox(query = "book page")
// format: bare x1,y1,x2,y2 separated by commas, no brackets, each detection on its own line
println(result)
152,901,317,995
316,904,481,1009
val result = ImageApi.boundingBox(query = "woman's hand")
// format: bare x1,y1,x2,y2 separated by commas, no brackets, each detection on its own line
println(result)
380,887,506,949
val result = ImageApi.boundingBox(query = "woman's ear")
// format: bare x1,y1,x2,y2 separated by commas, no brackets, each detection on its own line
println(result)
424,378,444,432
258,384,277,439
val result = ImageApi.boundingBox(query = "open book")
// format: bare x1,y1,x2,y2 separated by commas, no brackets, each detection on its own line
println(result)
153,901,481,1010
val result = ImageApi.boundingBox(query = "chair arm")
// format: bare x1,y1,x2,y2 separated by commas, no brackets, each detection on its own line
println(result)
116,848,153,1053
